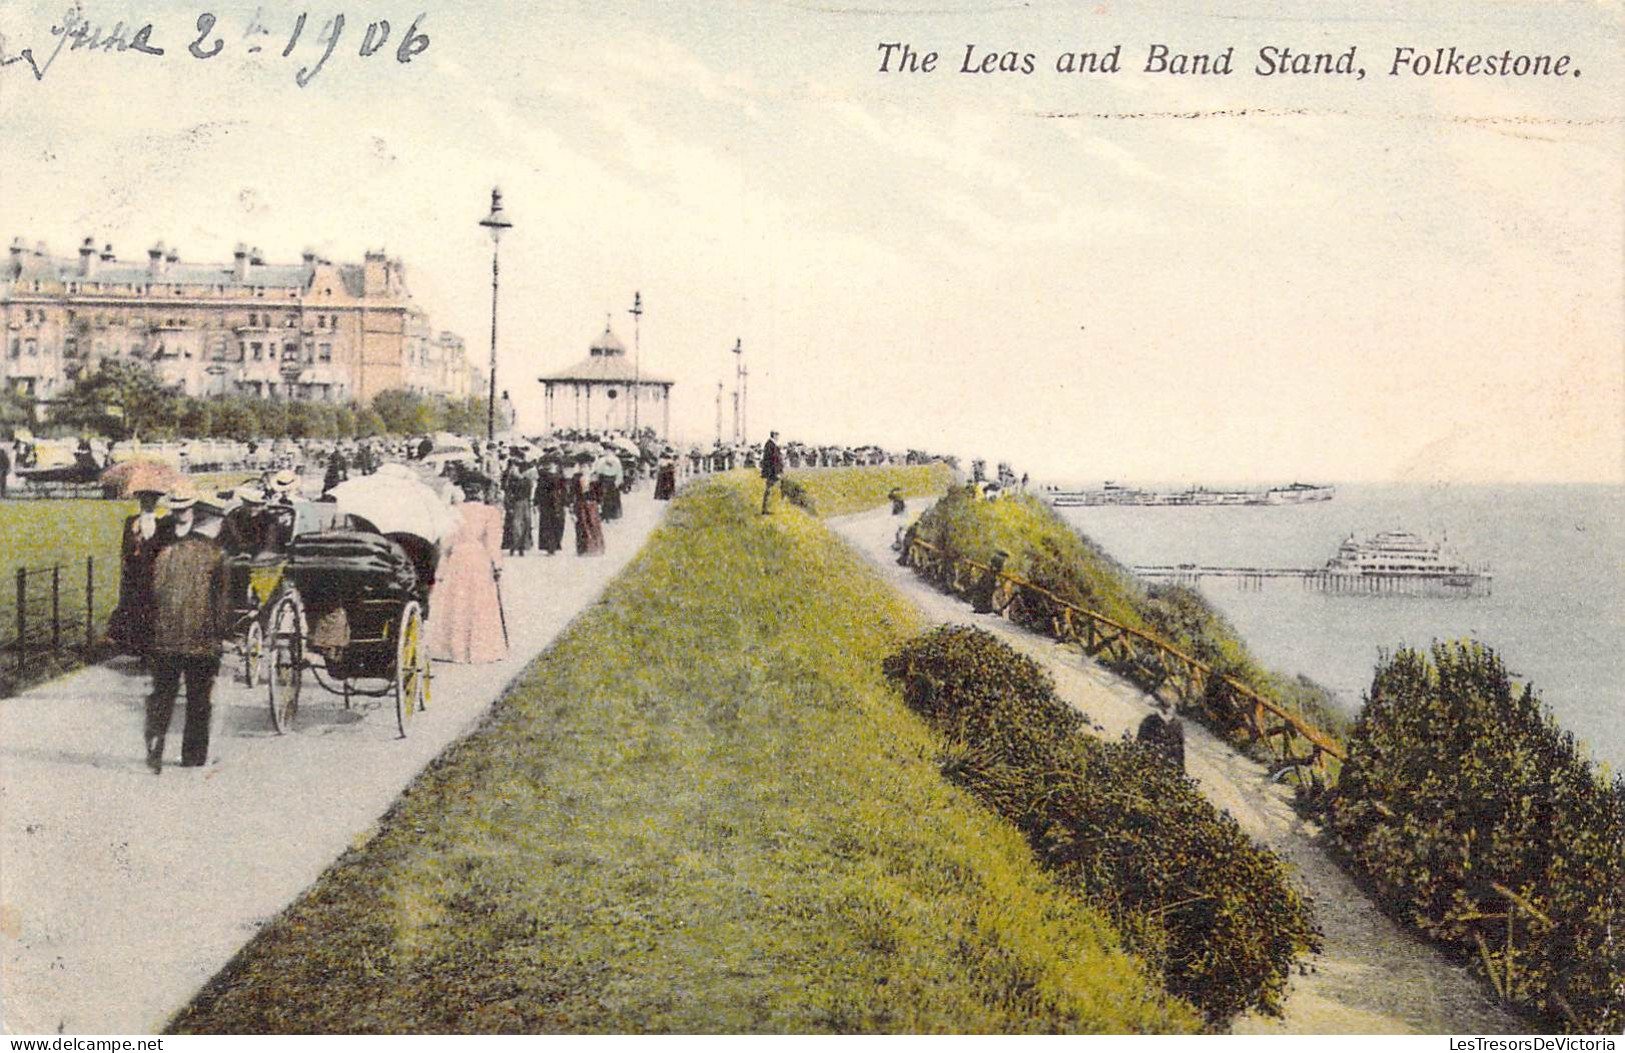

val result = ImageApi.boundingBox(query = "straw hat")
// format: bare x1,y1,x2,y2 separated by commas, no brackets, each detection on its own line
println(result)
268,469,299,494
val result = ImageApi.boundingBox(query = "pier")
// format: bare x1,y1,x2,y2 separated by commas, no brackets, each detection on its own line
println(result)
1132,564,1493,596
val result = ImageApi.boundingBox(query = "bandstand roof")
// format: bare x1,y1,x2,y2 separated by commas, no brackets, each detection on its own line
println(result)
539,324,673,386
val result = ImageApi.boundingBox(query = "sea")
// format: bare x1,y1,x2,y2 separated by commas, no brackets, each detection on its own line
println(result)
1049,484,1625,773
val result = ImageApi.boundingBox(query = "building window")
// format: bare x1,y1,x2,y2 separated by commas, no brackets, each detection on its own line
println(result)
251,342,263,360
24,339,37,356
7,338,17,359
318,342,332,362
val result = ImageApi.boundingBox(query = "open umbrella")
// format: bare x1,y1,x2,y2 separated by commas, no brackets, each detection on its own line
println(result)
100,459,185,499
329,471,460,544
593,452,624,483
431,431,473,454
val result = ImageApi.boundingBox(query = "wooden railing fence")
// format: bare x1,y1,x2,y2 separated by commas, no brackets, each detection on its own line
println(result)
903,537,1345,792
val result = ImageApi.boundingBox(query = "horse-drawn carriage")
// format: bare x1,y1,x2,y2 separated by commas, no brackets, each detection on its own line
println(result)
225,500,436,737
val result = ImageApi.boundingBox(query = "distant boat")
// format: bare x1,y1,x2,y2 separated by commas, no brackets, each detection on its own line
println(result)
1049,481,1335,507
1315,530,1492,596
1131,528,1493,597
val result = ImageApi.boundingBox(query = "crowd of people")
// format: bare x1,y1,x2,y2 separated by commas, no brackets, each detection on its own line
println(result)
82,426,954,775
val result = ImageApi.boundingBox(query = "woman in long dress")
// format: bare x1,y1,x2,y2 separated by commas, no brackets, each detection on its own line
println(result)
427,495,507,664
109,489,172,657
534,461,568,555
653,456,677,501
594,453,624,522
572,462,605,556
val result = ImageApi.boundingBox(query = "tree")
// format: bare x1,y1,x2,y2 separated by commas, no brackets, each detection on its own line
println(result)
0,386,33,433
371,389,438,435
50,361,180,439
354,407,386,438
213,398,260,441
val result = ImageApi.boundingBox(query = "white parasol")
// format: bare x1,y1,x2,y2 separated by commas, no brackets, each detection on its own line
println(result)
329,469,460,544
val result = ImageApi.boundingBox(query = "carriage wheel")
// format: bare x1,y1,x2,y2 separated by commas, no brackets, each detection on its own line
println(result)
394,601,427,738
266,593,304,734
242,621,265,688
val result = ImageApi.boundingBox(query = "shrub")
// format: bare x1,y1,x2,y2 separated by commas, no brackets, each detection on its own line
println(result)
1329,642,1625,1033
885,625,1322,1024
780,477,817,515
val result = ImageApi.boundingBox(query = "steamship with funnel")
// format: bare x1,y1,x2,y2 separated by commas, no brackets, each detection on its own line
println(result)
1133,530,1493,597
1313,531,1493,596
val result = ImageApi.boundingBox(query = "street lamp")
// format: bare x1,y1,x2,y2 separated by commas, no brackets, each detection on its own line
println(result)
478,187,513,442
629,291,643,436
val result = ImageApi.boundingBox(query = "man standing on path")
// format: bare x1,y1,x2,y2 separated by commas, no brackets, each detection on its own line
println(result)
143,493,231,775
760,430,786,515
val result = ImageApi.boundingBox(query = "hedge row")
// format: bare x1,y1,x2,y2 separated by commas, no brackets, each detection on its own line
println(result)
1329,642,1625,1033
883,625,1322,1025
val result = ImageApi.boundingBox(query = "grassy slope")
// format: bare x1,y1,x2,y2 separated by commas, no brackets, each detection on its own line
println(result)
172,474,1197,1034
784,463,955,518
913,489,1348,743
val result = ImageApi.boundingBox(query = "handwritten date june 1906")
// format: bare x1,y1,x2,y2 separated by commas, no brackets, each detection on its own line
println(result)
0,5,430,88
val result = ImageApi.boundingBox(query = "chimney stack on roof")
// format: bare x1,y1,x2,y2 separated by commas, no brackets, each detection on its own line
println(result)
34,241,47,257
233,243,248,282
79,236,97,278
9,237,24,259
100,244,115,262
148,241,165,277
249,246,264,266
165,246,179,264
302,247,316,268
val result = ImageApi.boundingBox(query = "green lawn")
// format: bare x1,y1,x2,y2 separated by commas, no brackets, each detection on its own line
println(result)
171,472,1198,1034
0,499,135,692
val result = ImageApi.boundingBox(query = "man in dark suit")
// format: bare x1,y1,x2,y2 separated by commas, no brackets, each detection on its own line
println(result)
143,494,231,774
760,430,786,514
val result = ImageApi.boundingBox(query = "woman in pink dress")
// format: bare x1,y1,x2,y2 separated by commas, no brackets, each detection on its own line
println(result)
427,495,507,664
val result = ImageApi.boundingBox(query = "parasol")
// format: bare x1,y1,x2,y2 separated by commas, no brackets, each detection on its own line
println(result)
100,459,185,499
329,472,460,544
431,431,474,454
592,452,625,482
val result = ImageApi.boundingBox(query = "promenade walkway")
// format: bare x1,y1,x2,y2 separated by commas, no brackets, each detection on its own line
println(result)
0,494,666,1034
831,505,1520,1035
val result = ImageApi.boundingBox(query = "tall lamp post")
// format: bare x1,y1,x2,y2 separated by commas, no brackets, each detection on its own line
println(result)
731,338,744,444
478,187,513,442
629,291,643,436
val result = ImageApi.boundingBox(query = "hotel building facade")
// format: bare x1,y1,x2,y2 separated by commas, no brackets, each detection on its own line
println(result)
1,237,479,405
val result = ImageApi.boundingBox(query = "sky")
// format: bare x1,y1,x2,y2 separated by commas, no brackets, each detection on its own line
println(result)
1,0,1620,483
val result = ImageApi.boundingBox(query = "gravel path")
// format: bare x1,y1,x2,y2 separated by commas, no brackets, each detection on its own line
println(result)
0,494,666,1035
831,506,1523,1035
